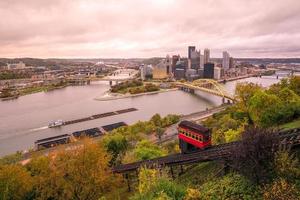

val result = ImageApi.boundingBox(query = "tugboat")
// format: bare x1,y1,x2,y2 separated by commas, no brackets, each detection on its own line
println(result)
48,120,64,128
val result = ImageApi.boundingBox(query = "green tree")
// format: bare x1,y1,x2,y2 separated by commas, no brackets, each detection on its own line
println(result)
248,90,284,127
132,168,186,200
235,82,262,111
0,151,23,165
151,114,163,127
199,173,261,200
103,133,128,166
155,127,165,142
0,164,33,200
134,140,166,161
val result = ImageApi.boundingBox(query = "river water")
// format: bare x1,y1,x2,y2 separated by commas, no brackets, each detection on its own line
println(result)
0,76,280,156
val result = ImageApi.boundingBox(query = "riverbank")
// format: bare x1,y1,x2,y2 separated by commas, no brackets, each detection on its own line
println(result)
95,88,179,101
18,83,69,96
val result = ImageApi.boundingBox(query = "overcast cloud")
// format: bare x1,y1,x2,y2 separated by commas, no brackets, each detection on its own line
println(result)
0,0,300,58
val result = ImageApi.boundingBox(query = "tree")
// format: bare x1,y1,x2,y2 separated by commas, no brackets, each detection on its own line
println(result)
289,76,300,95
0,164,33,200
155,127,165,142
27,139,121,200
0,151,23,165
263,178,300,200
151,114,163,127
224,128,241,143
273,151,300,181
132,168,186,200
184,188,201,200
269,76,300,96
103,133,128,166
134,140,166,161
199,173,261,200
235,82,262,111
248,90,284,127
231,127,279,184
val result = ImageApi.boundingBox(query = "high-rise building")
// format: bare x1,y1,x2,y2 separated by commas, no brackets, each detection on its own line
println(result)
204,49,210,64
171,55,180,74
222,51,230,70
188,46,196,59
174,60,187,80
214,67,221,80
153,59,169,79
165,55,172,74
190,50,200,71
203,63,214,79
140,65,153,80
200,54,204,69
229,57,234,68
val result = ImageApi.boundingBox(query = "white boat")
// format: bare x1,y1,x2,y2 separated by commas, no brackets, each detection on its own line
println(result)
48,120,64,128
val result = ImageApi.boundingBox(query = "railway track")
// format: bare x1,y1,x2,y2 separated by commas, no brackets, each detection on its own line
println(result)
113,128,300,173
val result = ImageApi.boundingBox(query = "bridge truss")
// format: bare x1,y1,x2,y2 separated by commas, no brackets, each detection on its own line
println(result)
176,79,235,101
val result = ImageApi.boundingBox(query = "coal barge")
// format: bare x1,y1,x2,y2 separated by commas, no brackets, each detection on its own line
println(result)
35,122,127,150
48,108,137,128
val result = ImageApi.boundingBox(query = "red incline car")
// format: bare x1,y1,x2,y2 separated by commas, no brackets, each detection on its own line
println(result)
178,120,211,153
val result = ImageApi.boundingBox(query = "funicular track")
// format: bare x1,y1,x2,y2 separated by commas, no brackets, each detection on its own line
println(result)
113,128,300,173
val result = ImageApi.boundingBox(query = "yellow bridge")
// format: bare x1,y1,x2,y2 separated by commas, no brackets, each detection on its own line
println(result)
176,79,235,102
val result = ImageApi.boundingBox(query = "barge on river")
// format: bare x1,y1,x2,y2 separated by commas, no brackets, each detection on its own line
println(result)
35,122,127,150
48,108,137,128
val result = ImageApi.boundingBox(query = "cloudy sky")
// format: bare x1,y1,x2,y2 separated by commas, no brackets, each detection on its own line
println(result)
0,0,300,58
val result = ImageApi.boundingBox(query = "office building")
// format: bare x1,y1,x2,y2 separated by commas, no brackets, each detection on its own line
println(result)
222,51,230,70
165,55,172,74
204,49,210,64
186,69,199,81
229,57,235,68
200,54,204,69
203,63,214,79
174,60,187,80
214,67,221,80
171,55,180,74
140,65,153,80
187,46,201,71
190,50,201,71
152,57,170,79
188,46,196,59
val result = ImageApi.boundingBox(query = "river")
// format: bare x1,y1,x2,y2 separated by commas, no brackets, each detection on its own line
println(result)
0,76,280,156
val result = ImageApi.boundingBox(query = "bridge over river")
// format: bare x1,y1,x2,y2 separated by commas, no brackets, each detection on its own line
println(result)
176,79,235,103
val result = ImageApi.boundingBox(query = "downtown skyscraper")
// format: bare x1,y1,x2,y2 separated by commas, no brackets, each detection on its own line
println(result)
222,51,230,70
204,48,210,64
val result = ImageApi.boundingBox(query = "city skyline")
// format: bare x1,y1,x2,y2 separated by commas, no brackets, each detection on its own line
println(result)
1,0,300,58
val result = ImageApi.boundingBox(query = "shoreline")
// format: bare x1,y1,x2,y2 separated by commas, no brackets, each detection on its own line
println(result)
94,75,256,101
94,88,179,101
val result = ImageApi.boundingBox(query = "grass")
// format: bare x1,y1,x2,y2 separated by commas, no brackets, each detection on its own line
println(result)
280,117,300,130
